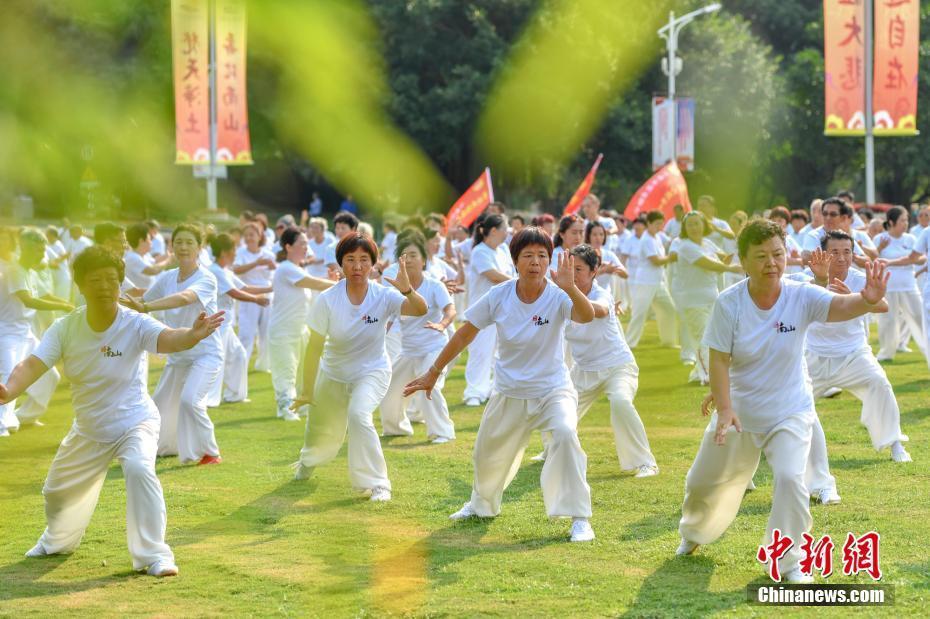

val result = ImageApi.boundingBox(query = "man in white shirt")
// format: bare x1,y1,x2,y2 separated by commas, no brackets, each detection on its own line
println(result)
837,190,866,230
625,211,678,348
124,223,170,292
146,220,167,260
663,204,686,239
801,198,877,262
910,205,930,237
581,194,617,234
324,212,359,272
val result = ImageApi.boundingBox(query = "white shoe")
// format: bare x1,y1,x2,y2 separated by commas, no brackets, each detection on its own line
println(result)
449,502,478,521
529,451,547,463
682,359,696,367
817,487,841,505
464,398,482,407
369,486,392,502
746,478,757,492
0,428,9,437
676,538,699,556
147,561,179,577
292,462,314,480
431,436,452,444
281,410,300,422
891,442,912,463
634,465,659,478
822,387,843,398
897,345,913,353
569,518,595,542
25,544,48,558
782,567,814,584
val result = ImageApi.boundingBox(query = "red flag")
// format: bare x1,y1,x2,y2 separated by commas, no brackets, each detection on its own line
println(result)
623,163,692,222
873,0,919,135
563,154,604,216
446,168,494,232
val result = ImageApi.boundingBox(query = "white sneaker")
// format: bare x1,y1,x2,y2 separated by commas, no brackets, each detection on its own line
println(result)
464,398,482,407
431,436,452,444
449,502,478,521
25,544,48,558
569,518,595,542
782,567,814,584
897,345,913,353
147,561,179,577
822,387,843,398
891,442,912,463
817,487,841,505
529,450,547,463
634,465,659,478
676,538,699,556
281,410,300,422
292,462,314,480
369,486,392,502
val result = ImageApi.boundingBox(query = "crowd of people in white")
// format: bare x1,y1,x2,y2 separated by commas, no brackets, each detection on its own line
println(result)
0,190,924,581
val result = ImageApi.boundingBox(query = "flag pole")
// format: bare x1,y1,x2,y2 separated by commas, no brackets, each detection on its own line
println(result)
206,0,218,211
864,0,876,205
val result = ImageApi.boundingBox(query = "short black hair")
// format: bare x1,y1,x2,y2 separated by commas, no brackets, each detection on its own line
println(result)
172,223,203,246
820,229,854,251
884,206,907,230
394,229,428,268
584,220,607,244
790,209,810,223
510,214,526,226
509,226,553,263
210,233,236,258
837,190,855,203
646,210,665,224
276,227,303,262
821,197,852,218
127,223,150,249
333,211,359,230
570,244,600,272
737,219,785,259
94,222,125,246
769,206,791,224
73,245,125,286
336,232,378,266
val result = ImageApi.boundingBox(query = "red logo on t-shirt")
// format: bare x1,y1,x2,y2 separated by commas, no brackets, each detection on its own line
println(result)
100,345,123,358
531,315,550,326
362,314,379,325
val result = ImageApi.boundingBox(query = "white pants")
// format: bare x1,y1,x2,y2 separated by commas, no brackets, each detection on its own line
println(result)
626,282,678,348
269,328,309,414
152,357,221,462
675,297,696,364
0,332,60,432
380,353,455,440
208,327,249,407
807,350,907,450
878,290,926,361
573,363,656,471
680,413,813,575
35,420,174,570
385,325,402,364
468,389,591,518
680,305,712,383
237,301,271,371
805,414,836,494
464,326,496,402
299,370,392,491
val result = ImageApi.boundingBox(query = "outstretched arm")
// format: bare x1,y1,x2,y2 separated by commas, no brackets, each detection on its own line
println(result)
0,356,50,404
156,311,225,353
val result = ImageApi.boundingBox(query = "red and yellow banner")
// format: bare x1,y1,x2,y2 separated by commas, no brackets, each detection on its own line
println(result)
563,154,603,216
215,0,253,164
824,0,866,136
623,162,692,222
446,168,494,231
873,0,919,136
171,0,210,163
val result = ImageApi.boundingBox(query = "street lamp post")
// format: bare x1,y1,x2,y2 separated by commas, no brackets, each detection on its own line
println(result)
658,3,721,166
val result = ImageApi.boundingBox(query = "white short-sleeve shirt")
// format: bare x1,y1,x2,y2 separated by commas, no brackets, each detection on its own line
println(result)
208,262,246,320
0,260,38,338
595,247,623,289
675,238,723,308
144,266,222,361
124,250,156,290
467,243,513,306
306,237,331,278
269,260,311,335
565,281,634,372
702,278,833,433
234,246,276,287
307,280,405,383
874,231,919,292
634,231,666,285
397,276,452,356
788,269,869,357
32,306,165,443
464,280,573,398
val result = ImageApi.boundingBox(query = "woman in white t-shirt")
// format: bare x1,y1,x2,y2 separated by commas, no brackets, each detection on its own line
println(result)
769,207,805,274
130,225,225,465
233,222,277,371
550,214,585,278
305,218,333,279
671,213,742,384
380,231,456,443
268,227,335,421
44,227,72,301
677,219,890,583
124,223,170,292
292,233,427,502
721,211,748,288
404,227,598,543
8,245,223,577
873,206,927,362
463,215,513,406
584,220,627,299
562,245,657,476
626,211,678,348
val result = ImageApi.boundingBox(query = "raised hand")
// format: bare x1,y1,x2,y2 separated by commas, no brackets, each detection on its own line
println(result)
191,311,225,341
714,407,742,446
861,260,890,305
808,247,832,282
828,279,851,294
550,251,576,291
384,256,412,292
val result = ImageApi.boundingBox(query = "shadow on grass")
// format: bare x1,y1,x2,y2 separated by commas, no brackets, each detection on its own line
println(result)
0,555,134,602
622,555,745,617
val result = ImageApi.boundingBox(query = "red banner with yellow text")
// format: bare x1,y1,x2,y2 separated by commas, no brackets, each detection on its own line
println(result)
873,0,920,136
172,0,210,163
824,0,866,136
623,163,692,222
446,168,494,231
563,154,604,216
215,0,253,164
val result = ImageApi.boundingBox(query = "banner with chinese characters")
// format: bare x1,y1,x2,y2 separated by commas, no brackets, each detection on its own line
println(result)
215,0,253,164
446,168,494,231
873,0,919,136
623,162,692,222
171,0,210,163
563,154,603,216
824,0,866,136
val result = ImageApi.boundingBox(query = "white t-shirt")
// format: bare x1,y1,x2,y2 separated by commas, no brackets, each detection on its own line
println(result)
565,281,634,372
0,260,37,338
453,238,475,264
620,233,642,282
706,217,733,251
788,269,869,357
910,223,927,238
381,231,397,264
150,232,166,257
785,235,804,274
124,250,156,290
609,229,631,256
397,277,452,356
663,218,682,239
67,236,93,266
914,227,930,296
33,306,165,443
208,262,246,325
269,260,310,336
464,280,573,398
306,237,331,278
595,247,623,289
143,266,222,361
307,280,405,383
802,227,871,256
634,231,666,285
467,243,513,307
676,238,723,308
323,241,339,268
874,231,919,292
234,246,276,287
702,278,833,433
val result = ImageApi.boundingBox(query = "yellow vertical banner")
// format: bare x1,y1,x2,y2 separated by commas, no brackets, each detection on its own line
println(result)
823,0,866,136
171,0,210,163
215,0,253,164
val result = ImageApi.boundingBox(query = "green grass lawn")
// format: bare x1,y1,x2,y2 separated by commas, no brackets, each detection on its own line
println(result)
1,323,929,617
